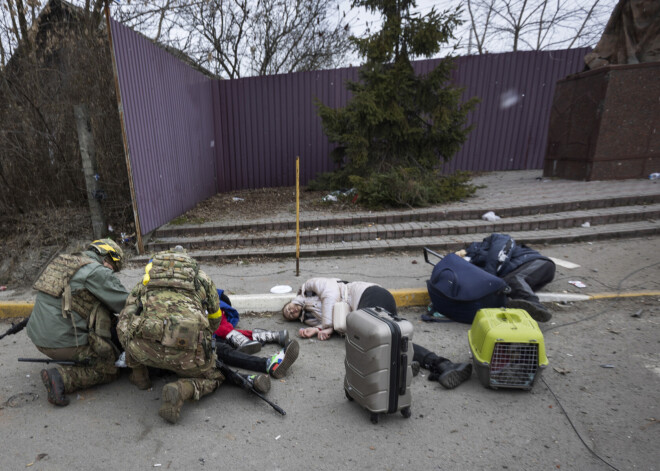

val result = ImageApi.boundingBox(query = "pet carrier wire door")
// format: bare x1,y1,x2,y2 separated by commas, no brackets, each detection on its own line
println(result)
468,308,548,390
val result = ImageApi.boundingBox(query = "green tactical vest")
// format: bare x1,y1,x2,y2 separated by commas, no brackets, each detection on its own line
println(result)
124,251,212,357
32,254,113,340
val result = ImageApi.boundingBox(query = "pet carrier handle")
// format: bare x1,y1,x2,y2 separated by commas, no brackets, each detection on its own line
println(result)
423,247,443,266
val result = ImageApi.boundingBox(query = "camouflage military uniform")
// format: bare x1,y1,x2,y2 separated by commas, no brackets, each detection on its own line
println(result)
117,249,224,423
26,250,129,395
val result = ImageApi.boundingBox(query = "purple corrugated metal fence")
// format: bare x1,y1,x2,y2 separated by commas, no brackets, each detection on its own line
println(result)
109,20,217,236
215,49,588,190
109,18,587,235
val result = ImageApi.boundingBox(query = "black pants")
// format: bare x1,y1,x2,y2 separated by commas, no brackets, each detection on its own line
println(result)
412,344,448,368
357,285,398,315
502,259,555,303
359,287,449,368
216,340,268,373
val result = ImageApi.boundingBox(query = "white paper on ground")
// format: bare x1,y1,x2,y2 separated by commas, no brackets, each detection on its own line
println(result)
549,257,580,269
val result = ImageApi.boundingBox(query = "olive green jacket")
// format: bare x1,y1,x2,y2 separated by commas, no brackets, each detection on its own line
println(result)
26,250,129,349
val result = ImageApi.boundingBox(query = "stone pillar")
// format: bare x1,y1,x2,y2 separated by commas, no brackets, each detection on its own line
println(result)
543,62,660,181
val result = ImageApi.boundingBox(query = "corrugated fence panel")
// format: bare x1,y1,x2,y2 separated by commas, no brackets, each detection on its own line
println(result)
215,49,586,189
110,19,588,232
109,19,216,234
445,48,588,172
215,66,360,188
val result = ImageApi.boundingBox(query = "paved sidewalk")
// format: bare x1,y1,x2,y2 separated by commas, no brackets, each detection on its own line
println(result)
2,170,659,318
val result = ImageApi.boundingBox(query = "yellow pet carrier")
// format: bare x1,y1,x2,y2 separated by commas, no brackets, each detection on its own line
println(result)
468,308,548,390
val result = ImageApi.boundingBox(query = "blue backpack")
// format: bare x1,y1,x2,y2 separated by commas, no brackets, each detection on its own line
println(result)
217,289,240,327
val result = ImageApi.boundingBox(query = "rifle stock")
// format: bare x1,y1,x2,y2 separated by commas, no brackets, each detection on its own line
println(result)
216,360,286,416
0,317,29,340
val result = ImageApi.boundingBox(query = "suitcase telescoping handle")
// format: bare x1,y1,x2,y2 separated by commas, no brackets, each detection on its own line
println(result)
423,247,444,266
398,337,409,395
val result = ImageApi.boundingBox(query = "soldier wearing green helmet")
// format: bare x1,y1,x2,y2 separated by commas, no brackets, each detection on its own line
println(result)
26,239,131,407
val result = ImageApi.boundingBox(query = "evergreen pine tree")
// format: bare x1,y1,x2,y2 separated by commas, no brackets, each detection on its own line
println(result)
314,0,478,208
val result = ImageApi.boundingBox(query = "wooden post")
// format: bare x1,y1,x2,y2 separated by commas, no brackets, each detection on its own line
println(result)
104,4,145,254
296,156,300,276
74,104,106,240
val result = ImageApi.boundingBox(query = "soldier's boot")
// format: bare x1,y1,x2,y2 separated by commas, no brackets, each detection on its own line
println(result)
226,330,261,354
159,380,195,424
267,339,300,379
128,365,152,390
429,361,473,389
252,328,289,347
41,368,69,407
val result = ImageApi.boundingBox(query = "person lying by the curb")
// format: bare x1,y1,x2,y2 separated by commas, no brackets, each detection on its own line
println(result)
281,277,472,389
26,239,130,407
215,337,299,382
212,289,299,383
456,233,556,322
213,301,289,354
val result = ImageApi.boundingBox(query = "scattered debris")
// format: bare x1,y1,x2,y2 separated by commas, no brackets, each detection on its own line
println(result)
569,280,587,288
3,392,39,408
26,454,48,467
607,328,621,335
632,309,643,318
481,211,500,221
0,285,6,291
581,221,591,228
640,418,657,430
232,197,244,202
549,257,580,269
600,364,615,368
553,367,570,375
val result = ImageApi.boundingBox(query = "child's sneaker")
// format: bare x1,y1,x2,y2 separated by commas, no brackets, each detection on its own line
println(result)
246,374,271,394
267,340,299,379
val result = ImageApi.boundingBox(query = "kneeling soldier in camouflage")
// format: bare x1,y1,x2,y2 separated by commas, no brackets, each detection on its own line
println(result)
26,239,130,406
118,247,258,424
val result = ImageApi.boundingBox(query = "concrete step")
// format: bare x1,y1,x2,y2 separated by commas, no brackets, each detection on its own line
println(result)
152,193,660,238
130,219,660,265
144,203,660,253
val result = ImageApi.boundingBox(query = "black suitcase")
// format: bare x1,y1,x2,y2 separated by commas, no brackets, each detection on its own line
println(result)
343,307,413,423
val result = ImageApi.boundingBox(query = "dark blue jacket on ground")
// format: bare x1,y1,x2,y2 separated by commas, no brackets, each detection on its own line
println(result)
464,233,553,277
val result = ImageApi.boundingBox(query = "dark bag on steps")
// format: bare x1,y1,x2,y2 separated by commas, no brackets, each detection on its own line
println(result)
426,252,509,324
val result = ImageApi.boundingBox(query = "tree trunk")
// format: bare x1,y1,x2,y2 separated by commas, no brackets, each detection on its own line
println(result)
74,104,107,240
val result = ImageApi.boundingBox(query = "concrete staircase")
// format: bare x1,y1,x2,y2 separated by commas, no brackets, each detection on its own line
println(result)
137,191,660,264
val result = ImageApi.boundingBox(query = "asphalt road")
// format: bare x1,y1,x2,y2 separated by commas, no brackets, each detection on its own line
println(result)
1,238,659,470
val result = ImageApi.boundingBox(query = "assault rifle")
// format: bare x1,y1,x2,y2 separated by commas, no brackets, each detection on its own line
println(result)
0,318,29,340
215,359,286,416
18,357,90,366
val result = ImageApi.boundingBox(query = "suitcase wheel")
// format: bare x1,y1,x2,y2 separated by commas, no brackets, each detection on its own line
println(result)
370,413,379,424
401,406,411,419
344,389,354,401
